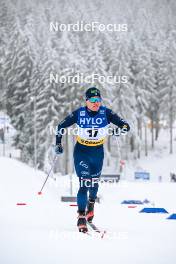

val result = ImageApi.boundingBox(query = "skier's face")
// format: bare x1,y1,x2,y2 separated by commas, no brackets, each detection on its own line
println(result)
86,96,102,111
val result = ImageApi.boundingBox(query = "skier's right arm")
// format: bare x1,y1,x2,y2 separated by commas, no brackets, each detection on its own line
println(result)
56,109,78,146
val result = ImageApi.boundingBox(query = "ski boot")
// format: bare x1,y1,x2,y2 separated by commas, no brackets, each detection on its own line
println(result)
86,199,95,223
77,211,88,233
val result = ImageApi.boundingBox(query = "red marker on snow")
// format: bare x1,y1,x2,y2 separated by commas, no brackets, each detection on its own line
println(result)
17,203,27,206
38,192,42,195
128,205,137,208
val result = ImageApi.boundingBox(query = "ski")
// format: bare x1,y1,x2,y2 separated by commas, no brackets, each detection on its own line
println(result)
87,222,106,238
80,230,92,236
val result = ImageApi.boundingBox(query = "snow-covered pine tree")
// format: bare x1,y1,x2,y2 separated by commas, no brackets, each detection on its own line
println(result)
106,38,135,162
159,29,176,154
3,15,33,157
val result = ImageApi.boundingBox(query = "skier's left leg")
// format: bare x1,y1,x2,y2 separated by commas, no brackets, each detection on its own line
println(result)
86,148,104,222
86,180,99,222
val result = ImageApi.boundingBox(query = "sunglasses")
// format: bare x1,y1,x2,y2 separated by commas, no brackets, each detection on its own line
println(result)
89,97,102,103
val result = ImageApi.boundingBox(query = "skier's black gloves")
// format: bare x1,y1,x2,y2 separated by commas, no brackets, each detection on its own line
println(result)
55,143,63,155
113,125,128,136
120,125,128,135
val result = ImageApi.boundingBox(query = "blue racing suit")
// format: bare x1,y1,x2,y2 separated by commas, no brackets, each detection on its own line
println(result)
56,106,130,212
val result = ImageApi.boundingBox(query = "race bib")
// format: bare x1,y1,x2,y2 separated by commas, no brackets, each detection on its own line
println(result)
76,106,109,146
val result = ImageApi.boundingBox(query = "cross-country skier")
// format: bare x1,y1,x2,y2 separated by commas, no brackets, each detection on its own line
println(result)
55,87,130,232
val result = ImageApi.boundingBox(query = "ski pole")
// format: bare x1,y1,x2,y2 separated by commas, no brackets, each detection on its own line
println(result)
38,155,58,195
115,134,121,161
113,129,122,175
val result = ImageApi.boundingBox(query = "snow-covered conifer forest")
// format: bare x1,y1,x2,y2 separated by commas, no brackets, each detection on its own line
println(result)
0,0,176,172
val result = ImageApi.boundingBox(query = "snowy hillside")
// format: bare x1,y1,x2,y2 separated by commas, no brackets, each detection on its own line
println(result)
1,157,176,264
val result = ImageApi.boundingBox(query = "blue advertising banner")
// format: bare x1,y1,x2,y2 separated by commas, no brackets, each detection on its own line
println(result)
135,172,150,180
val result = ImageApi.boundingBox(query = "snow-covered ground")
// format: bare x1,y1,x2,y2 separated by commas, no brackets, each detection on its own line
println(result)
1,156,176,264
